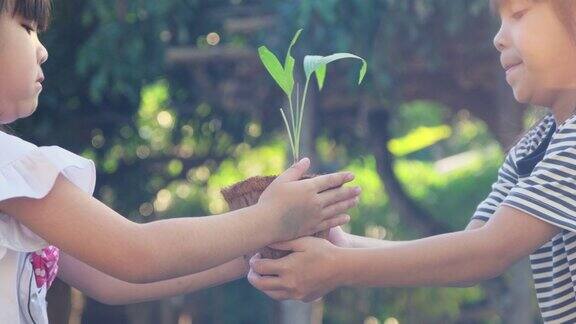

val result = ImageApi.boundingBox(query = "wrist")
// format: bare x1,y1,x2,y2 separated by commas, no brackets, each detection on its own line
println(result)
330,246,354,286
253,201,285,243
234,257,250,278
240,203,277,246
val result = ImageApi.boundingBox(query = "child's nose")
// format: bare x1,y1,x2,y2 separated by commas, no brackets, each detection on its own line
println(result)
493,24,507,52
38,43,48,65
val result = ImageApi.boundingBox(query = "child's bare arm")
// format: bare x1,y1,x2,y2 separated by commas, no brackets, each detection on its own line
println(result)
342,206,559,286
0,164,358,284
58,252,247,305
337,205,560,288
248,205,561,301
342,220,484,249
333,215,485,250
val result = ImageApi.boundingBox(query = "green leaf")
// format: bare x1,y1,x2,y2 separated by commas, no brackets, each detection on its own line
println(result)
303,53,368,89
315,64,327,90
283,29,303,95
285,29,303,68
258,46,291,96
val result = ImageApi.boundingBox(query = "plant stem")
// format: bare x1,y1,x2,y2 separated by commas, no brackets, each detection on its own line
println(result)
295,77,310,160
288,94,296,143
280,108,297,163
294,83,300,160
287,94,297,162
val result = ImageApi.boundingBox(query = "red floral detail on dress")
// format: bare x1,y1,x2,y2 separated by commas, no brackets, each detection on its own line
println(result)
30,246,59,288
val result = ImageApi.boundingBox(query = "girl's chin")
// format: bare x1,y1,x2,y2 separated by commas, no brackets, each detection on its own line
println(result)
512,92,529,104
17,102,38,119
25,105,38,117
510,83,534,104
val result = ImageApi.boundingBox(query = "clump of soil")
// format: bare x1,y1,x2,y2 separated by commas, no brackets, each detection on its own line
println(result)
221,175,329,259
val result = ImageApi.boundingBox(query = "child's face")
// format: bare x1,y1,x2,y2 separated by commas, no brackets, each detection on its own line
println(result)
493,0,576,108
0,11,48,124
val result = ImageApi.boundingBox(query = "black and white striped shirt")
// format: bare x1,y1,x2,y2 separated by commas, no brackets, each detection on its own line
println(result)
472,112,576,323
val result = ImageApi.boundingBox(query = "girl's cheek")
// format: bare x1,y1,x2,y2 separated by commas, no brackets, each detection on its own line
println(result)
514,26,544,71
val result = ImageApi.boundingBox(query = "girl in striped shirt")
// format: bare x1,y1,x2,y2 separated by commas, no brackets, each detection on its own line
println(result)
248,1,576,322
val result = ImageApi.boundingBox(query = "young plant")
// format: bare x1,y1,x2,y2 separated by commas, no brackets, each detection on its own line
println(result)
258,29,367,163
220,30,367,260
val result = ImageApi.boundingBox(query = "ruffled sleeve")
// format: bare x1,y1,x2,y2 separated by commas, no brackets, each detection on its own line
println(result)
0,132,96,256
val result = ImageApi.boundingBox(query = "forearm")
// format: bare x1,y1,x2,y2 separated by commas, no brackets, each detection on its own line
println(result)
59,252,248,305
346,233,403,248
137,204,272,283
338,228,507,287
345,215,486,249
100,258,247,305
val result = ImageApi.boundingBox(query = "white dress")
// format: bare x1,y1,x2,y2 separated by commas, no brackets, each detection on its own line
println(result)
0,131,95,324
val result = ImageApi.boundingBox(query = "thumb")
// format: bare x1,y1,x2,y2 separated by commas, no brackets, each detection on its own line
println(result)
269,237,314,252
274,158,310,183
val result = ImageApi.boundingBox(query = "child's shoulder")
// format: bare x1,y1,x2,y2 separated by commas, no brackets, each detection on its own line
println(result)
0,132,92,167
0,131,39,166
0,131,96,200
555,112,576,133
511,111,576,162
545,112,576,154
511,113,555,158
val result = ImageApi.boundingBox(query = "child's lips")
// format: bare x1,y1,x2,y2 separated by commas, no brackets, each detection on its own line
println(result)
505,62,523,74
36,73,45,92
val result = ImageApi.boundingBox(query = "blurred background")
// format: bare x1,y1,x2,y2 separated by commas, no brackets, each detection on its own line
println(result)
12,0,547,323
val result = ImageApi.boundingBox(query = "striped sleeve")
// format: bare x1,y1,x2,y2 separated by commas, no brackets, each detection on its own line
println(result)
502,116,576,232
471,151,519,222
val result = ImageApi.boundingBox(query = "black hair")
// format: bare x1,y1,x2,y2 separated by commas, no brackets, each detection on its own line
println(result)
0,0,51,31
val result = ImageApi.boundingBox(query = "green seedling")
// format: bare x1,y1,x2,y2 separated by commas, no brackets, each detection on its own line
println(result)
258,29,368,163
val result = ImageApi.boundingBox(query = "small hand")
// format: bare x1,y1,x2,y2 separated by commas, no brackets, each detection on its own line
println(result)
259,158,361,241
248,237,341,302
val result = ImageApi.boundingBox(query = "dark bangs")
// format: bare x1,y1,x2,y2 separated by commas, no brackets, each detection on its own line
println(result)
0,0,51,31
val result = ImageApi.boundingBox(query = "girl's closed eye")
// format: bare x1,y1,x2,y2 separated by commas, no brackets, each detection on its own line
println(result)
511,8,530,20
21,24,33,34
20,21,37,35
507,1,533,21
